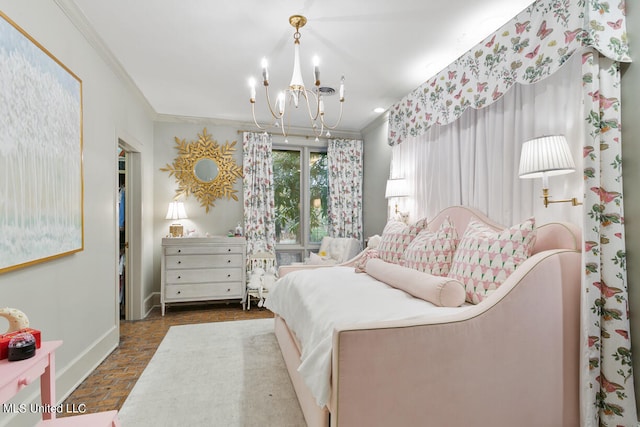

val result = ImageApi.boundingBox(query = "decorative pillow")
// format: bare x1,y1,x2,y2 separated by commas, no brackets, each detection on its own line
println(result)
377,218,427,264
354,248,379,273
365,258,465,307
401,216,458,276
448,217,537,304
306,252,336,266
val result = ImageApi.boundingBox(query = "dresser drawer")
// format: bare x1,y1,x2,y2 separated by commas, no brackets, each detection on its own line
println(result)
165,282,243,300
165,267,243,284
165,245,243,255
165,254,243,269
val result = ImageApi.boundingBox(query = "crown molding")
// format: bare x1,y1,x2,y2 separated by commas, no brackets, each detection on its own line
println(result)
155,114,363,140
53,0,158,119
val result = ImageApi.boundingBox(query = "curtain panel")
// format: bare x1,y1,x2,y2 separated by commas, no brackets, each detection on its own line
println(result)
388,0,630,147
580,50,636,427
242,132,276,255
327,138,364,240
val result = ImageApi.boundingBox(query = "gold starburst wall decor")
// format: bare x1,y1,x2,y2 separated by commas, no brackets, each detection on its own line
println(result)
161,128,243,213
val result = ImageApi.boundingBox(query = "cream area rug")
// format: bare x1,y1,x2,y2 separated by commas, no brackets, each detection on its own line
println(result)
118,318,306,426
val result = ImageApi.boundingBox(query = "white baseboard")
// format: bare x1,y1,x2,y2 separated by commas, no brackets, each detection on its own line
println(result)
143,292,160,318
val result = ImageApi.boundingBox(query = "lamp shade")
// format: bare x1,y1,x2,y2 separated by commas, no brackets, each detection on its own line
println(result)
165,201,188,220
518,135,575,179
385,178,409,198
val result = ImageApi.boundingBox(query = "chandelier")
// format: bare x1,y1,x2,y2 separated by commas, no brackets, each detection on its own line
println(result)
249,15,345,139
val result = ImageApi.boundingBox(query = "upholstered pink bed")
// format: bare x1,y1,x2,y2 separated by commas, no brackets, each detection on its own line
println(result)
267,206,581,427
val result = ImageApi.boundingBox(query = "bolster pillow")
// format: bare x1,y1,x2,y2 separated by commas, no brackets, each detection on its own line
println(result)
365,258,466,307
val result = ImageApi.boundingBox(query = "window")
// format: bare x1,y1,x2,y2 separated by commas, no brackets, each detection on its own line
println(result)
273,140,328,265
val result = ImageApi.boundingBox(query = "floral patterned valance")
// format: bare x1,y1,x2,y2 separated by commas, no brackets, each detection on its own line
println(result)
388,0,630,146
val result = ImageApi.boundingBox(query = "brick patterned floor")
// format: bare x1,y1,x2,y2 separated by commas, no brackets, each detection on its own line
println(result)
60,303,273,416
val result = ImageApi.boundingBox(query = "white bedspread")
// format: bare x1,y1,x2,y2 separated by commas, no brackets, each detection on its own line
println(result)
265,266,471,407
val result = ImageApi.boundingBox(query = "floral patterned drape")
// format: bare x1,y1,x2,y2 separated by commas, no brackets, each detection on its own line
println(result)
242,132,276,255
327,138,363,240
581,50,636,426
386,0,636,425
388,0,630,147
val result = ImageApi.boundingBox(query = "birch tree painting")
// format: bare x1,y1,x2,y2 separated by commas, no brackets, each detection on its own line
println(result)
0,12,83,273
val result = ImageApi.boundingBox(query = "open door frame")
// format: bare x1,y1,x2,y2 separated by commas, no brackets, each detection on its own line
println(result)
117,139,144,320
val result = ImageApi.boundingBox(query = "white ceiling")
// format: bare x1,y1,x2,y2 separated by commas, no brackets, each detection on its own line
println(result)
62,0,534,134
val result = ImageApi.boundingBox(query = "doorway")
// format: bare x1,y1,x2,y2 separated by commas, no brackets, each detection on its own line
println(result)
118,149,126,318
117,140,143,320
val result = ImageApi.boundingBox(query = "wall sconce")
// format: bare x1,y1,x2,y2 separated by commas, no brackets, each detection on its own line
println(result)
518,135,582,208
165,201,188,237
385,178,409,214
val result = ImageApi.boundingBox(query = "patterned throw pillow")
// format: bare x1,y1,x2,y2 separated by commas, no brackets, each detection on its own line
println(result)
377,218,427,264
448,217,536,304
401,216,458,276
354,248,379,273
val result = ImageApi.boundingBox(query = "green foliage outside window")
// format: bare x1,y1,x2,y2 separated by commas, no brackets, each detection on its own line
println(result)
273,149,328,244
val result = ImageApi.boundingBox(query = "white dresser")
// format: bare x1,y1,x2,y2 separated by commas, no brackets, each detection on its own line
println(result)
161,237,246,315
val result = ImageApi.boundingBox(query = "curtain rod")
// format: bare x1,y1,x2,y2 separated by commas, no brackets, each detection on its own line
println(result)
236,130,332,140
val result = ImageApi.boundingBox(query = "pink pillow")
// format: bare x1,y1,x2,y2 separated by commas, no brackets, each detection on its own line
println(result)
377,218,427,264
448,217,536,304
354,248,379,273
401,216,458,276
366,258,465,307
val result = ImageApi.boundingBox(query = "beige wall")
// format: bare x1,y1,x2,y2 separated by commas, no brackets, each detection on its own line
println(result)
361,114,393,237
621,1,640,418
0,2,155,426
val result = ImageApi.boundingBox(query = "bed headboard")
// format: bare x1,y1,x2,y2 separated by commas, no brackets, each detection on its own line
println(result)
426,205,582,254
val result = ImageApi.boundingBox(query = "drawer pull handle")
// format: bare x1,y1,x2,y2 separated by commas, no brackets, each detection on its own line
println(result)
177,276,181,279
177,261,182,264
18,377,30,387
178,249,182,253
227,274,231,278
177,290,181,294
227,288,231,292
227,248,231,252
227,259,231,263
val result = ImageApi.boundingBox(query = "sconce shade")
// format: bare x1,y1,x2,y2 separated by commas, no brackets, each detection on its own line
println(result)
518,135,575,179
385,178,409,198
165,201,188,220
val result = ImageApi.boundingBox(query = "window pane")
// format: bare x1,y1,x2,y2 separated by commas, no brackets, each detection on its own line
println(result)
273,150,301,244
309,152,328,243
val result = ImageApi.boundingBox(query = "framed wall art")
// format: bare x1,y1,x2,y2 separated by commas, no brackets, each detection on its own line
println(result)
0,11,84,273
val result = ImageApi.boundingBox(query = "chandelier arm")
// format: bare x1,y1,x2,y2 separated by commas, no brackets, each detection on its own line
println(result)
250,102,268,130
318,100,344,130
302,89,321,122
279,114,287,137
263,86,284,120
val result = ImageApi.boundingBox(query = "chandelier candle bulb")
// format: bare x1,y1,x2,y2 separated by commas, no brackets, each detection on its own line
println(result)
261,58,269,84
278,92,285,114
313,56,320,86
339,76,345,101
249,78,256,101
